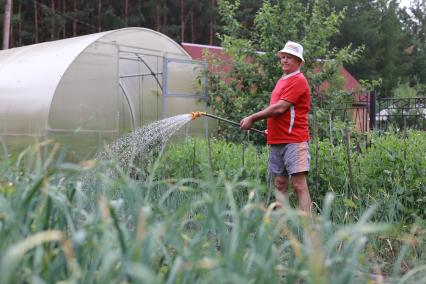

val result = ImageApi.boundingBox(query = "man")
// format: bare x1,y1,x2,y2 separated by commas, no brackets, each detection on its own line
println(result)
240,41,311,213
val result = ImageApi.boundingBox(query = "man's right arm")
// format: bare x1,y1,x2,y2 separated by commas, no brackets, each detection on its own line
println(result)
240,100,292,130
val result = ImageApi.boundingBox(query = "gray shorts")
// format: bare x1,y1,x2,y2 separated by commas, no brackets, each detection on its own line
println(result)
268,142,310,176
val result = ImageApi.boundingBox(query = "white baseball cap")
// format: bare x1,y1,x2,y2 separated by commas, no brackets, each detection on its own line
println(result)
277,41,304,62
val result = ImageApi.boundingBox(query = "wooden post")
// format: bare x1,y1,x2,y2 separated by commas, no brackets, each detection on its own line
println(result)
344,127,354,194
313,107,319,192
207,132,213,170
2,0,12,49
241,141,246,169
329,113,333,145
192,139,196,178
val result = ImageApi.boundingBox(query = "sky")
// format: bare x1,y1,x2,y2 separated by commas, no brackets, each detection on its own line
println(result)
399,0,412,9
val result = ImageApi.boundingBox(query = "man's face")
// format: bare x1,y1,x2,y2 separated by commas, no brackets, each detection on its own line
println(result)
278,53,302,74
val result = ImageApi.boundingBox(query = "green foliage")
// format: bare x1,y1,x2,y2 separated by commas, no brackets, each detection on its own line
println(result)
393,82,422,98
158,132,426,226
329,0,426,96
377,0,405,95
399,0,426,86
359,78,383,92
158,137,268,183
2,139,425,283
207,0,363,143
309,130,426,224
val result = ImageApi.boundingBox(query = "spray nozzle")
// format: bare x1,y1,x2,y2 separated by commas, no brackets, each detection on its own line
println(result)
190,111,264,135
190,112,206,120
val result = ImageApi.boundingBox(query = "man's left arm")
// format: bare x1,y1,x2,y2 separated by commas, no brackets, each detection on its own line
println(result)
240,100,292,130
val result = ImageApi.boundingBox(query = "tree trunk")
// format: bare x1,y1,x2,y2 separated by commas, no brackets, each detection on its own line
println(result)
124,0,128,25
62,0,66,38
180,0,184,42
73,0,77,36
98,0,102,32
34,0,39,43
162,3,167,27
18,2,22,45
190,5,195,43
2,0,12,49
10,0,14,48
156,2,160,31
209,0,215,45
51,0,55,40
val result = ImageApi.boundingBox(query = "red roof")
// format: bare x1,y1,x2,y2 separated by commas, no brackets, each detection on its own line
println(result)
182,42,227,60
341,66,361,92
182,42,233,73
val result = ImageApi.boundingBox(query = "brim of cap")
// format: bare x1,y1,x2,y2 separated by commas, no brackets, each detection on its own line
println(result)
277,48,305,62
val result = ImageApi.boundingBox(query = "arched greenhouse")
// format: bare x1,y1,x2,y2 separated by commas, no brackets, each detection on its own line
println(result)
0,28,208,160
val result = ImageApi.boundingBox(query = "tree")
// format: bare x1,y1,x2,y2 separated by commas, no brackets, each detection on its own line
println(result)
400,0,426,86
376,0,404,95
329,0,380,80
329,0,412,96
0,0,225,47
207,0,362,142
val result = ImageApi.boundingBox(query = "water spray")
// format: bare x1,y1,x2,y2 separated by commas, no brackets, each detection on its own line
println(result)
190,112,264,135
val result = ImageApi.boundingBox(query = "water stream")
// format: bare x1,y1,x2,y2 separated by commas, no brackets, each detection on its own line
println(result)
97,113,194,178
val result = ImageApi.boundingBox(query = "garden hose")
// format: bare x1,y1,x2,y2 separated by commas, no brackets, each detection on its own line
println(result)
190,112,265,135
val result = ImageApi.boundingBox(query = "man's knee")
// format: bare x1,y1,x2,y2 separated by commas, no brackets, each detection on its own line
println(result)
274,175,289,191
290,172,308,193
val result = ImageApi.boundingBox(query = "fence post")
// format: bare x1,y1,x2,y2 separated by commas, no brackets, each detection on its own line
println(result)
344,127,354,195
313,106,319,193
369,91,376,130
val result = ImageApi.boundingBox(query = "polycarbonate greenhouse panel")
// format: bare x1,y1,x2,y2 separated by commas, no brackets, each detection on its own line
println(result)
0,32,108,136
48,41,119,131
102,29,189,58
166,60,205,96
163,96,208,138
48,131,118,161
0,28,208,161
119,52,164,129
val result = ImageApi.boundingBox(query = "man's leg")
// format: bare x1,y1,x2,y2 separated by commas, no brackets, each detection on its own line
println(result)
274,175,289,207
291,172,311,213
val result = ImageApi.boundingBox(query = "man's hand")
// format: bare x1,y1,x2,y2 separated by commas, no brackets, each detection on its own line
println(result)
239,101,290,131
240,116,254,130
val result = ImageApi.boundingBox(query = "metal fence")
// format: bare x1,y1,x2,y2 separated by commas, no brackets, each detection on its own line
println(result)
336,92,426,132
374,97,426,131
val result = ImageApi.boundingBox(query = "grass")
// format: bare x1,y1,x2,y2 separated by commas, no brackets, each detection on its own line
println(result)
0,132,425,283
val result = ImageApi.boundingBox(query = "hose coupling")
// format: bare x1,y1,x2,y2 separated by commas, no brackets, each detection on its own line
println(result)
190,111,206,120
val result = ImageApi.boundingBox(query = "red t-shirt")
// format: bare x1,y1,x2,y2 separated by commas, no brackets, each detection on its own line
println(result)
267,72,310,144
